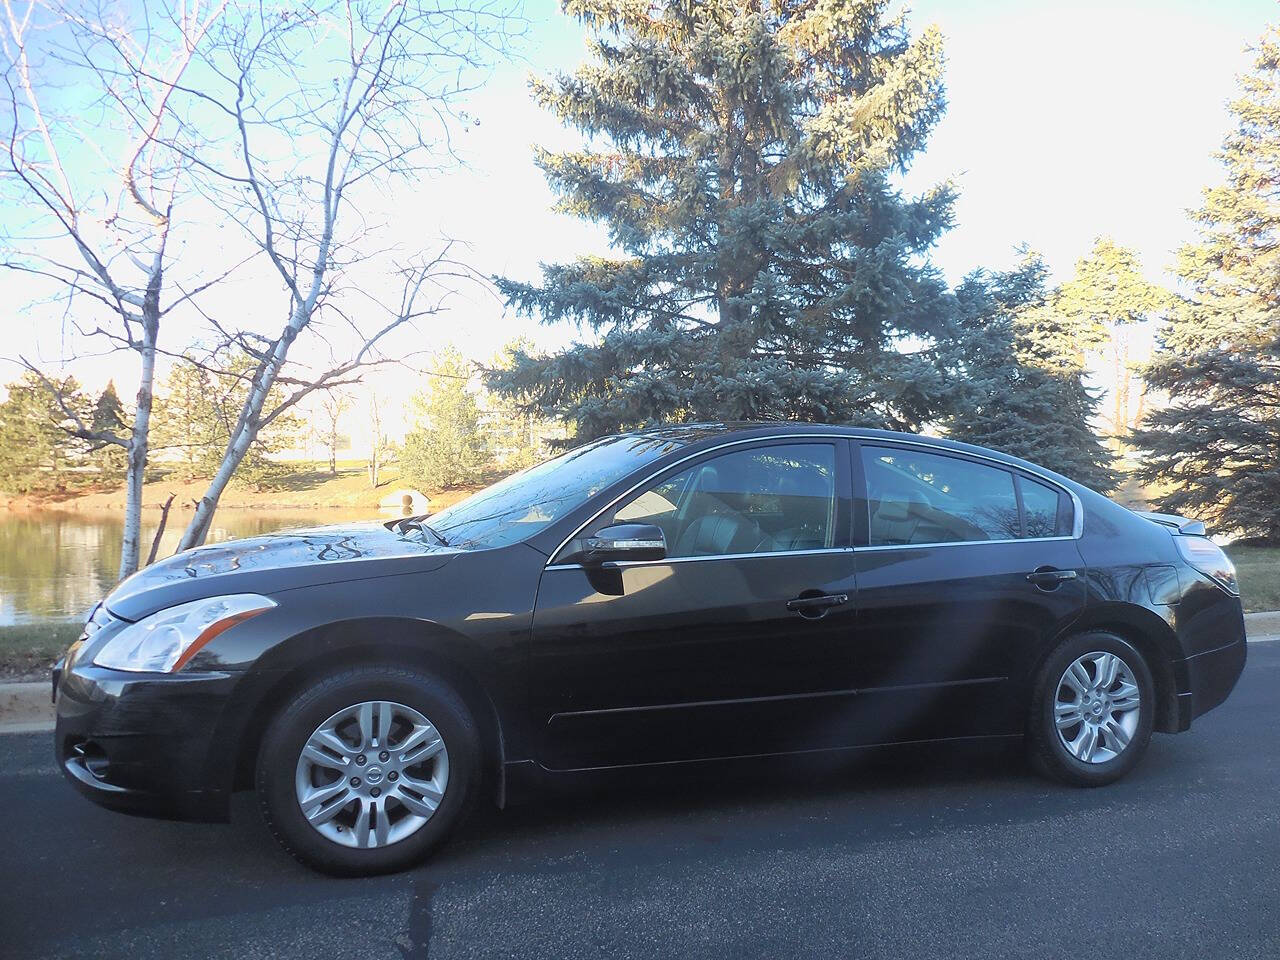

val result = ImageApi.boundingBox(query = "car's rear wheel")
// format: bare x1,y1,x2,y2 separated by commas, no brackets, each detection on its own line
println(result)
1029,631,1155,787
255,664,480,875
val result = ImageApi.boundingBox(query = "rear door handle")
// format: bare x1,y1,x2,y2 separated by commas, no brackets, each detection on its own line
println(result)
1026,568,1078,588
786,593,849,618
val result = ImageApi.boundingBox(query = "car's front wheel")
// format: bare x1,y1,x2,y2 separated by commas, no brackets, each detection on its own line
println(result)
256,663,480,875
1029,631,1155,787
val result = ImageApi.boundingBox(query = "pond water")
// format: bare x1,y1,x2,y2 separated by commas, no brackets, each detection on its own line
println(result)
0,508,377,625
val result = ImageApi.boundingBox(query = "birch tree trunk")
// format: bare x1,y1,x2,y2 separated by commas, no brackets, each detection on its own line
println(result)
172,0,513,550
120,316,158,578
179,331,297,551
2,0,226,580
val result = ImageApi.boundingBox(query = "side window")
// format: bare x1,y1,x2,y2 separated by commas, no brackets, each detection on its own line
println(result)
1019,476,1067,538
862,447,1020,545
613,443,837,558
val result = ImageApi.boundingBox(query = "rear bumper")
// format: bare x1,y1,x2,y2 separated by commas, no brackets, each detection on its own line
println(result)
54,651,238,822
1186,634,1247,721
1171,634,1247,731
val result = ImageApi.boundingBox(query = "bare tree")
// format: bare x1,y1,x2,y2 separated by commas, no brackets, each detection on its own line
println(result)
366,389,392,489
1,0,227,578
174,0,517,550
318,388,350,475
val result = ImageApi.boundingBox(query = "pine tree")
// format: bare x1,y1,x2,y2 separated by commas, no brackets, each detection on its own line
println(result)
90,381,130,484
401,348,491,490
491,0,953,438
1133,27,1280,540
152,354,301,490
0,372,91,494
484,338,566,470
942,254,1117,491
153,361,219,481
1053,238,1171,439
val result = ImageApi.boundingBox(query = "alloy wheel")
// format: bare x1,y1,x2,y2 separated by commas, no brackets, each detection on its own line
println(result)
294,700,449,849
1053,651,1142,764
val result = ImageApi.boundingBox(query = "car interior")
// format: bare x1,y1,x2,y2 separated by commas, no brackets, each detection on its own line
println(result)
864,452,1023,545
614,447,837,557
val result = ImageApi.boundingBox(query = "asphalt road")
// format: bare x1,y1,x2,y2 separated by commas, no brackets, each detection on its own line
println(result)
3,644,1278,960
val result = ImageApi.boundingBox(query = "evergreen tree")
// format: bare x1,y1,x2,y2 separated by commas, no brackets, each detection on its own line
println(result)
491,0,953,438
0,372,91,494
153,361,219,481
402,348,491,490
484,338,567,470
1133,27,1280,540
942,254,1117,491
90,381,130,484
1053,238,1171,439
152,354,302,490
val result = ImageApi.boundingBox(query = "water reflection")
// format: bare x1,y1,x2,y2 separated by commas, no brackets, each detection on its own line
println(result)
0,509,374,625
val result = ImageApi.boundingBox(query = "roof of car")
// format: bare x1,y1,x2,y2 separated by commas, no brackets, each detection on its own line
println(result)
612,421,1083,492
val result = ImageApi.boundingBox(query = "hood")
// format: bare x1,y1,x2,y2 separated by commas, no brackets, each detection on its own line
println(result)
105,521,458,621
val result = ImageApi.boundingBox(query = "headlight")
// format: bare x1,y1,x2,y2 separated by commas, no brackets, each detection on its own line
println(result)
92,594,276,673
1174,536,1240,597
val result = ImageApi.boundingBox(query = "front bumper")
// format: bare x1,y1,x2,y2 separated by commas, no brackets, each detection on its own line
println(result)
54,645,240,822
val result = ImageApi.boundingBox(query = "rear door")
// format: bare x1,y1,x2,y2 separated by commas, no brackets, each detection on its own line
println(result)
529,438,864,770
847,442,1087,745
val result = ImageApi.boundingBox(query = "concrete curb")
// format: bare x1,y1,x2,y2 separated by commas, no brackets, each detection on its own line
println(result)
1246,610,1280,641
2,611,1278,735
1,681,53,734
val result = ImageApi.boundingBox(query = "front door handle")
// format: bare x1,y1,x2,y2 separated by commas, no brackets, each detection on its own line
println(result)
1026,567,1078,589
786,593,849,619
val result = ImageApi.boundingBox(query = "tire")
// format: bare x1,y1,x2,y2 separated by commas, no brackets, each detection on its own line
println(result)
1028,631,1155,787
255,663,481,876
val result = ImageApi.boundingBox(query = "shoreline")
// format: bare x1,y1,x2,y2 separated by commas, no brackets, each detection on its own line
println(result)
3,500,385,513
0,464,485,516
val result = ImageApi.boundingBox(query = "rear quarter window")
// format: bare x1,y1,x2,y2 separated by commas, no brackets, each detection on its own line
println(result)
1019,476,1068,538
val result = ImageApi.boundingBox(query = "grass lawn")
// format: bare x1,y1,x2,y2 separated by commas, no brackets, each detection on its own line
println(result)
0,621,79,680
1226,546,1280,615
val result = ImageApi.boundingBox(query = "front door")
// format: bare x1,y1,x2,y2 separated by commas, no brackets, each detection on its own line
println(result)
529,439,863,771
847,443,1088,745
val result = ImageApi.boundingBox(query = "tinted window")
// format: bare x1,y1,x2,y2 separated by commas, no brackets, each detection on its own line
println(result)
424,434,680,548
614,443,837,558
863,447,1020,545
1020,476,1065,538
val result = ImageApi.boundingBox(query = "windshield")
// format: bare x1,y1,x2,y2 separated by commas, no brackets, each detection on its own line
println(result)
420,434,684,549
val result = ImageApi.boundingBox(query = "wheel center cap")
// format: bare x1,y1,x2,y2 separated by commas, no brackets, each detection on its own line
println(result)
1092,701,1103,715
365,766,384,785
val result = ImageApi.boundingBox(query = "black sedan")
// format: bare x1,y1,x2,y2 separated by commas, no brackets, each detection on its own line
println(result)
53,423,1247,875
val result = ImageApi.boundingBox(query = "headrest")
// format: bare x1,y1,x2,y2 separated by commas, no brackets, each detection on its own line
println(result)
694,464,722,494
875,491,927,522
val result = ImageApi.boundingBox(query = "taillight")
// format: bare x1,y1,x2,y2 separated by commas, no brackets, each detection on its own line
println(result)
1174,536,1240,597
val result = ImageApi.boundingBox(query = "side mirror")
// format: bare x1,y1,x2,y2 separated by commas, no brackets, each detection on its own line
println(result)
575,523,667,565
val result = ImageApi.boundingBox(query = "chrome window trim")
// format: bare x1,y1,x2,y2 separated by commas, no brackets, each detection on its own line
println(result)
545,546,854,572
853,535,1076,553
545,432,1084,566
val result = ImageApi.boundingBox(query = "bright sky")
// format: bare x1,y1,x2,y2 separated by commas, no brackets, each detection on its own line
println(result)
3,0,1276,440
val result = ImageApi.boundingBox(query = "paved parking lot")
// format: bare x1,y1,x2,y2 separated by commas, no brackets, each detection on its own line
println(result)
2,642,1278,960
